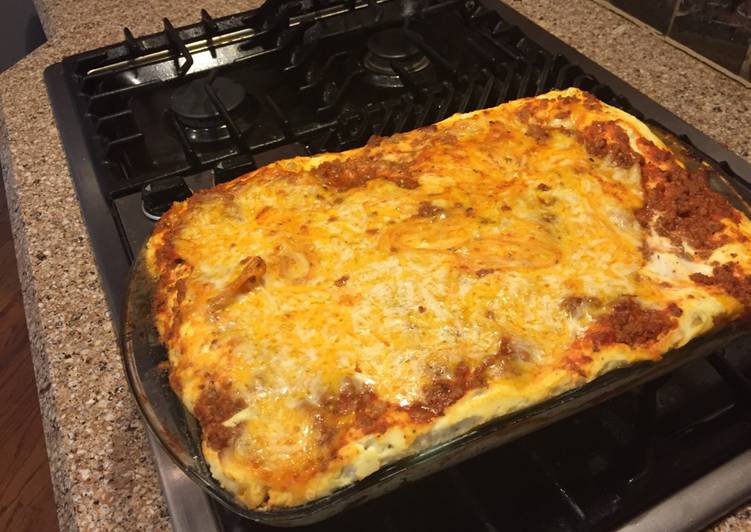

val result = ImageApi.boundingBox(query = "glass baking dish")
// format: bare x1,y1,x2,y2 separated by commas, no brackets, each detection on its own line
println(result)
121,133,751,527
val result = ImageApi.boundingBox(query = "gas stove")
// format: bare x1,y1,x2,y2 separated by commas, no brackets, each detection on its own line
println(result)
44,0,751,530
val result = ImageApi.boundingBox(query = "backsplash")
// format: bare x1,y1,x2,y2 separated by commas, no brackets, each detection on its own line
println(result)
605,0,751,81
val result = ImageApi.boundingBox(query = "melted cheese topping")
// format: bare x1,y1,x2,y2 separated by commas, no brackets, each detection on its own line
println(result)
146,88,751,510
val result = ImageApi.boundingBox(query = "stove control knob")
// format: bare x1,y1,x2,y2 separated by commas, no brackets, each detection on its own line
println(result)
141,177,192,221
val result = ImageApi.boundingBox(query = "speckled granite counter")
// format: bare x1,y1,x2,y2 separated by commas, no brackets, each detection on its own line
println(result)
1,0,749,530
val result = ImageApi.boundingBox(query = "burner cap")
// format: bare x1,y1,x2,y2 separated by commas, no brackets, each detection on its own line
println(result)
368,28,421,62
364,28,431,80
169,77,246,129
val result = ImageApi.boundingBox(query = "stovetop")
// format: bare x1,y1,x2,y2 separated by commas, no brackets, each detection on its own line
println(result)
44,0,751,530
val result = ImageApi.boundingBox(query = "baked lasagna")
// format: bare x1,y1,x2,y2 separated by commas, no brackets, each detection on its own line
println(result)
145,88,751,510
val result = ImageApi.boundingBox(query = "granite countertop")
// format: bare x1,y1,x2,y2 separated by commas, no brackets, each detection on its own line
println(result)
0,0,749,530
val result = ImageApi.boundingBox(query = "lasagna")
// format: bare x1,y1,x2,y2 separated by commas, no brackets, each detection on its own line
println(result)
145,88,751,510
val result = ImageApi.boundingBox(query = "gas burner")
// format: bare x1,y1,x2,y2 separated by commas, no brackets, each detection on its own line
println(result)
169,76,256,143
363,28,432,87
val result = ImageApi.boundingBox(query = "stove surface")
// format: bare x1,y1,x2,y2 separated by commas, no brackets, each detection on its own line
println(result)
44,0,751,530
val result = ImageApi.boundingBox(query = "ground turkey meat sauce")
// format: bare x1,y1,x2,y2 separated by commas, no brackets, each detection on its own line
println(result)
194,384,246,450
586,297,682,352
407,338,523,423
318,379,392,446
581,121,641,168
635,139,740,253
312,124,457,192
314,154,419,191
406,363,479,424
690,262,751,308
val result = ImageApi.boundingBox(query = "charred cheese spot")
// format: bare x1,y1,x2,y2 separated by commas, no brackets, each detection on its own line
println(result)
145,88,751,511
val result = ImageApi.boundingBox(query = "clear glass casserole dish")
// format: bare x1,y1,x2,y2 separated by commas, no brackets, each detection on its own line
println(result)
121,153,751,525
